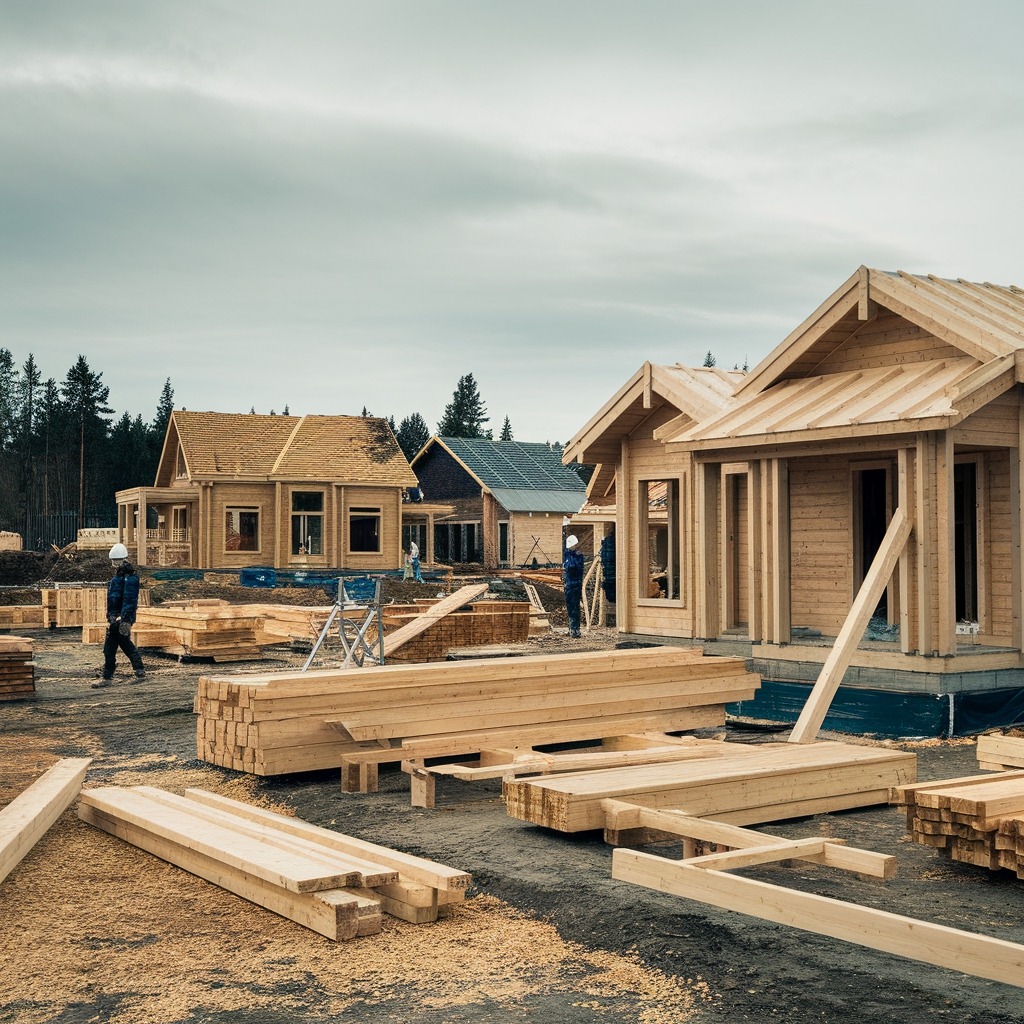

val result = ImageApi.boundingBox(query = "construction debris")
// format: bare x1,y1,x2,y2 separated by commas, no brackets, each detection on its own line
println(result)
0,635,35,701
380,583,488,657
78,786,469,941
1,758,91,885
194,646,758,783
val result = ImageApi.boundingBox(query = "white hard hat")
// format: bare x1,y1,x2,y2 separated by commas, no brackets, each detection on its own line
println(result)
566,535,579,550
109,543,129,560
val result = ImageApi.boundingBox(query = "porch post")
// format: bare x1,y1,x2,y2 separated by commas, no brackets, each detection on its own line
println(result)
916,432,935,655
616,437,631,633
696,460,720,640
936,431,956,656
747,461,763,643
761,459,774,643
1012,398,1024,649
898,447,918,654
770,458,791,645
138,490,147,567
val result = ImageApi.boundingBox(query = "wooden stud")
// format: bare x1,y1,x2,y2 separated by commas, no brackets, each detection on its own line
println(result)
410,769,436,809
696,461,720,639
770,458,791,645
916,433,935,655
898,448,918,654
936,431,955,656
747,461,763,643
617,437,631,633
858,265,878,321
761,459,774,644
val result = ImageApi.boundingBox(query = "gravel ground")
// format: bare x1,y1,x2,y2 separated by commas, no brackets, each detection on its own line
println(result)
2,629,1024,1023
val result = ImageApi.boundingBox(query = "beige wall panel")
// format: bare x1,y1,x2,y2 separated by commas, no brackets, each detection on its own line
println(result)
788,458,853,635
952,392,1019,448
987,449,1013,639
343,486,402,570
209,483,276,568
512,511,564,566
813,312,962,375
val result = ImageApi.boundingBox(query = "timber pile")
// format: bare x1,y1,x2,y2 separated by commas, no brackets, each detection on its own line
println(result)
195,646,758,777
976,732,1024,771
83,604,264,662
505,741,917,832
0,635,34,701
891,772,1024,875
45,586,150,628
79,787,469,940
381,600,530,662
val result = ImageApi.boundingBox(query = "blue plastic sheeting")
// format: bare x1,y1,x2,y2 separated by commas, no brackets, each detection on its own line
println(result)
953,688,1024,735
240,567,277,588
729,681,950,739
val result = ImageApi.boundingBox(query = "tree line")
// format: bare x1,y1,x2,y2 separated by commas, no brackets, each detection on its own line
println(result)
0,355,521,546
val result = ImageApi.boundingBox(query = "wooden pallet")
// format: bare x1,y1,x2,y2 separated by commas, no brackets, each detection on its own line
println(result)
78,786,469,940
194,646,759,779
0,605,44,628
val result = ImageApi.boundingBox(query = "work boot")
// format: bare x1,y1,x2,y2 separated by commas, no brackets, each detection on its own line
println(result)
131,669,146,683
92,677,113,689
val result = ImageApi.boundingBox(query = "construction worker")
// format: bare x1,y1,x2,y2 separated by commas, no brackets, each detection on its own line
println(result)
409,538,424,583
93,543,145,687
563,534,584,638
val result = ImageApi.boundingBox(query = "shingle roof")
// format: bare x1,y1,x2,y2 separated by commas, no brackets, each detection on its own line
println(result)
168,411,417,485
435,437,587,496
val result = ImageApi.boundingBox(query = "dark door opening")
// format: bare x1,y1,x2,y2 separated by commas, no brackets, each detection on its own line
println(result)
954,462,978,622
860,468,889,618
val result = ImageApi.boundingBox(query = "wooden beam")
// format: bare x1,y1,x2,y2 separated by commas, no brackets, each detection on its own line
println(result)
916,433,935,655
696,462,720,639
617,438,631,633
0,758,91,885
482,491,499,570
685,838,827,871
761,458,774,643
770,459,790,644
789,507,912,743
747,461,763,643
643,361,653,409
612,849,1024,988
897,448,918,654
936,432,956,656
858,265,878,321
1013,404,1023,650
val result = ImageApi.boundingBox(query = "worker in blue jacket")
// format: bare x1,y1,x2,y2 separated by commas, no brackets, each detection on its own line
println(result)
93,543,145,686
563,534,584,638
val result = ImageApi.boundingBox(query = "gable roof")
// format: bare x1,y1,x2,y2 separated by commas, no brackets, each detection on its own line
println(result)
412,437,587,514
563,362,743,465
737,266,1024,398
158,411,417,485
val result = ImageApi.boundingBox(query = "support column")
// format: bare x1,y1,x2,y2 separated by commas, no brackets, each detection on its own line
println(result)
747,462,763,643
1013,398,1024,649
426,511,434,565
482,491,499,569
770,459,791,645
138,490,147,568
616,438,632,633
761,459,774,644
936,431,956,656
916,433,935,656
898,448,918,654
696,461,720,640
274,482,283,569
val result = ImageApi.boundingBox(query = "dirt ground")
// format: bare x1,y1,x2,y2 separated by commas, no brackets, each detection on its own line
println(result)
3,629,1024,1023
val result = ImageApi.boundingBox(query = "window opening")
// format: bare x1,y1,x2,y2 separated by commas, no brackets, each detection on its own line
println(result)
499,522,509,563
954,461,978,622
291,491,324,556
349,507,381,553
858,468,889,618
639,479,679,600
226,508,259,552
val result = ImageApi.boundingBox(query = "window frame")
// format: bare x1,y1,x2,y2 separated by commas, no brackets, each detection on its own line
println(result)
636,476,683,607
290,489,326,558
224,506,261,554
348,505,383,555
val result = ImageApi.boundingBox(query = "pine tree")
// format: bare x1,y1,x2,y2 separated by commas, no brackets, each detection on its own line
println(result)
396,412,430,460
437,374,489,438
250,406,256,414
152,379,174,439
703,351,716,368
742,356,749,372
283,404,290,415
61,356,112,527
0,348,16,452
16,355,42,534
499,416,513,442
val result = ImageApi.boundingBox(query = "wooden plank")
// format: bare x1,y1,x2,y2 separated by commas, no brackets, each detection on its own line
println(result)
684,838,827,871
771,458,790,644
898,447,918,653
936,431,955,655
79,788,357,893
78,802,360,941
381,583,489,657
788,506,912,743
747,461,763,642
0,758,91,884
696,461,720,639
612,849,1024,988
182,789,470,890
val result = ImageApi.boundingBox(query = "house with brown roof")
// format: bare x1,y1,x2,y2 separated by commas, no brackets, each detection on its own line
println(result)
115,411,417,570
565,267,1024,736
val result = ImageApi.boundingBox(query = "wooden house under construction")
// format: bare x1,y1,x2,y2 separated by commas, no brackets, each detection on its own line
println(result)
411,437,587,568
566,267,1024,736
115,411,417,571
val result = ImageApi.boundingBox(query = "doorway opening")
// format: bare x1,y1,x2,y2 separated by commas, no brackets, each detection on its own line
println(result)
954,461,978,623
856,467,890,619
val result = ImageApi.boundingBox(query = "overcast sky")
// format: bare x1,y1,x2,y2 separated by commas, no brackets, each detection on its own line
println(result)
2,2,1023,442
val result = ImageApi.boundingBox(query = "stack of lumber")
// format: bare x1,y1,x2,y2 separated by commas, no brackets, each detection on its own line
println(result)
46,586,150,629
505,741,917,832
381,599,530,662
195,646,759,777
0,635,34,701
1,758,91,884
976,732,1024,771
78,786,470,940
83,604,263,662
891,771,1024,874
522,583,551,635
0,604,43,628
